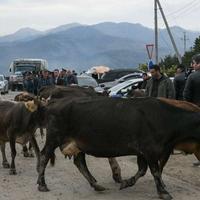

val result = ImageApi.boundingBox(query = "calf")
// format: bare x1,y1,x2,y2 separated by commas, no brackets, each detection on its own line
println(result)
0,99,45,174
14,92,45,157
37,97,200,200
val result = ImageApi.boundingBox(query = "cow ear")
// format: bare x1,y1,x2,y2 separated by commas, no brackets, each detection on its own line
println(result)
24,100,38,112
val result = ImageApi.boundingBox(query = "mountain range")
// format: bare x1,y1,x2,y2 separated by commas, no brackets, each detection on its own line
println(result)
0,22,199,75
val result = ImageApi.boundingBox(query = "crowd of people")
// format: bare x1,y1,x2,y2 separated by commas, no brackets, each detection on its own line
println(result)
141,54,200,108
23,68,78,95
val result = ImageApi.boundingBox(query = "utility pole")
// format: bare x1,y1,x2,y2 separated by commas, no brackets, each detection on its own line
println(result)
155,0,182,64
181,32,189,54
154,0,158,64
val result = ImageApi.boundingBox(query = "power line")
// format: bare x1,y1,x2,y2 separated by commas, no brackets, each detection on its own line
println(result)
164,0,199,17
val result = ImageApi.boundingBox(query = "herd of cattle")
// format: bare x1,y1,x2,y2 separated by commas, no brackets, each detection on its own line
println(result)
0,85,200,200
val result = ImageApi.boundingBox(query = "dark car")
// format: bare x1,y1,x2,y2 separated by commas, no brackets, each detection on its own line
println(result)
97,68,143,83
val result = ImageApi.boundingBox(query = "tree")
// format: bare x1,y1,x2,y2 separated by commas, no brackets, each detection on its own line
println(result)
159,55,179,70
138,63,148,72
193,36,200,52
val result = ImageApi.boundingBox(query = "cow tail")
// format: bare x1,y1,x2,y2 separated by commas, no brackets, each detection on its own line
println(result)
50,152,56,166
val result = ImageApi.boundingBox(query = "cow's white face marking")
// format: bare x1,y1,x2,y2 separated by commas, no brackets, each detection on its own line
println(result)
61,141,81,156
24,100,38,112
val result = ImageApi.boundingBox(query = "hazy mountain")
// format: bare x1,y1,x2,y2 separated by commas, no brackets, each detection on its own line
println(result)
45,23,82,34
0,28,43,43
0,22,199,75
92,22,154,43
93,22,200,54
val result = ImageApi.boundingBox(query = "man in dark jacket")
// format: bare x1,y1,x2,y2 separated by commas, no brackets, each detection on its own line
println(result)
174,64,186,100
145,65,175,99
66,70,78,85
140,72,150,89
183,54,200,166
37,70,53,90
183,54,200,106
52,69,65,85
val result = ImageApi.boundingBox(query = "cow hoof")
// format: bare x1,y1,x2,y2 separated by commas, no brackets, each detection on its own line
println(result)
92,183,107,191
193,161,200,167
28,153,34,158
38,185,50,192
24,152,34,157
119,178,135,190
159,193,173,200
113,174,122,183
23,152,29,157
9,169,17,175
3,162,10,168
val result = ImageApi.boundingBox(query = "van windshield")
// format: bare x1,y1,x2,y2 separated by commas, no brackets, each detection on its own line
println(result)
15,65,36,72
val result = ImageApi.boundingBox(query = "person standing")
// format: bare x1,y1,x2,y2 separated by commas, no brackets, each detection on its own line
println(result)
145,64,175,99
52,69,65,85
66,70,78,85
37,70,53,90
23,72,34,94
183,54,200,166
140,72,150,89
173,64,186,100
183,54,200,106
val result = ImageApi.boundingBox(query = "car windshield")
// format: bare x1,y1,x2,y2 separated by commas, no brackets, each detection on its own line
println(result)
0,76,3,81
77,76,98,87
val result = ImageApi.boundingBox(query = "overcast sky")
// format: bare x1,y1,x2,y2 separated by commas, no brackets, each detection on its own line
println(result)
1,0,200,36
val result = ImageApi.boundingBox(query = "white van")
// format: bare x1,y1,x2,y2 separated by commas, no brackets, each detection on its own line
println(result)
9,58,48,91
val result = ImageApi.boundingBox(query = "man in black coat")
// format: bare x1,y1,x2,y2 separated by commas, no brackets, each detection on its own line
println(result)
183,54,200,106
173,65,186,100
183,54,200,166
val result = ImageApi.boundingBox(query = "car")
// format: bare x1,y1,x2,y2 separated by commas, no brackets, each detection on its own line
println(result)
99,72,143,90
77,75,104,93
0,74,9,94
97,68,143,84
108,78,143,97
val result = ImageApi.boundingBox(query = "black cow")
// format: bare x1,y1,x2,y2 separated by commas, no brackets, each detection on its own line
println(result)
37,97,200,200
39,85,98,100
0,100,45,174
39,85,122,183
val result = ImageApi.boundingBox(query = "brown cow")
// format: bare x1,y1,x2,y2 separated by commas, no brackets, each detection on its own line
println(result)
0,99,45,174
14,92,45,157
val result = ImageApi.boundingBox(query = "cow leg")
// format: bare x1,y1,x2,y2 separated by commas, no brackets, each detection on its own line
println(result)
159,151,171,188
22,144,29,157
28,143,34,157
108,158,122,183
29,136,40,173
1,142,10,168
74,152,106,191
39,127,44,139
37,145,56,192
148,161,172,200
120,155,148,190
193,148,200,167
9,137,17,175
